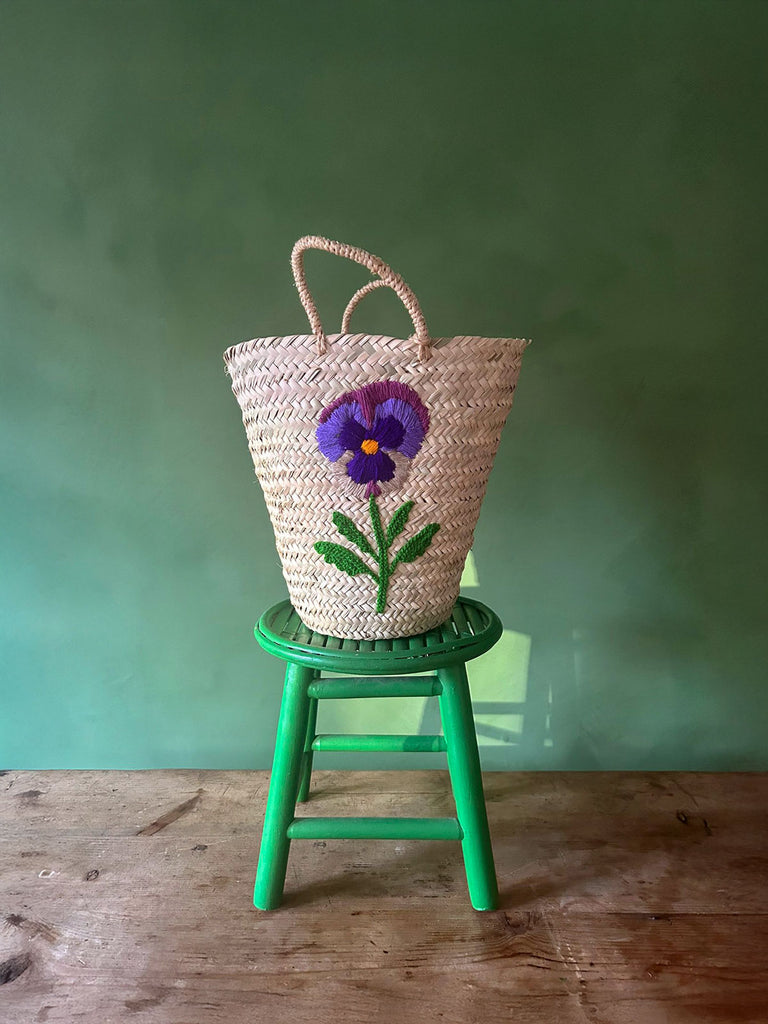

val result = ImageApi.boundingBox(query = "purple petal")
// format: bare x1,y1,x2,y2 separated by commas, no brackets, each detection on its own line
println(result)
338,417,366,452
346,381,430,431
377,398,426,457
316,402,365,462
347,449,396,485
371,414,405,451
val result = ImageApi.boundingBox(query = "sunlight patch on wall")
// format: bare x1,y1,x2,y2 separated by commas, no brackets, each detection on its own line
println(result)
315,629,532,744
460,549,480,588
318,693,429,737
468,629,532,747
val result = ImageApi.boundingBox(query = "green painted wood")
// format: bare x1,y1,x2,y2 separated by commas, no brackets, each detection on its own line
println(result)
450,601,470,637
287,816,463,841
464,603,486,636
294,621,313,645
268,603,295,638
253,662,314,911
255,597,503,675
439,622,457,644
437,663,499,911
252,601,501,909
285,609,303,641
307,676,442,700
296,694,319,804
311,733,447,753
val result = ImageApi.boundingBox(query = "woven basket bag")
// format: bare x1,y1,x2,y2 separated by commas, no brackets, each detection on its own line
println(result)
224,236,529,640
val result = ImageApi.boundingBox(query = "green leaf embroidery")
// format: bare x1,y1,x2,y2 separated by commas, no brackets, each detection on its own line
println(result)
316,499,441,614
314,541,378,580
392,523,440,567
385,500,414,547
332,511,377,558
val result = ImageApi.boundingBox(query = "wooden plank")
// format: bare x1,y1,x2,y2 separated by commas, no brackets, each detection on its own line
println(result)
135,788,204,836
547,912,768,1024
4,770,768,914
2,770,768,1023
0,972,581,1024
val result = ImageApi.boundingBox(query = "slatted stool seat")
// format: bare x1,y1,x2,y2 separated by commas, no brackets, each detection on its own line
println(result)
252,596,503,911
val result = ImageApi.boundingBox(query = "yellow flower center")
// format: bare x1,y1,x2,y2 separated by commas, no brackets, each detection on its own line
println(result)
361,438,379,455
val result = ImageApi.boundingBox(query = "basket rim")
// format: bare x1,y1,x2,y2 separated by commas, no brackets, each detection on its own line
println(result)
223,332,530,363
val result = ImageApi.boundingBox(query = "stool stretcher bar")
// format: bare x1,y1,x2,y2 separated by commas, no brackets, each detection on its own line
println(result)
307,676,442,700
311,733,447,753
287,816,463,841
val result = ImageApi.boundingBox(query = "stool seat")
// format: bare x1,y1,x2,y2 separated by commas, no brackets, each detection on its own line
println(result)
255,596,502,674
251,597,503,912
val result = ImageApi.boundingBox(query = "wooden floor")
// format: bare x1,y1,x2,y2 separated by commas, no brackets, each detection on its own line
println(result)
2,770,767,1023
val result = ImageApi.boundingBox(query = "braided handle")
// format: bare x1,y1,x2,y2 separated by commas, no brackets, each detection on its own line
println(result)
290,235,432,360
341,279,392,333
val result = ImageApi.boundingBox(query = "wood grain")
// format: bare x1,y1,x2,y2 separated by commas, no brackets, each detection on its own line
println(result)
1,770,767,1023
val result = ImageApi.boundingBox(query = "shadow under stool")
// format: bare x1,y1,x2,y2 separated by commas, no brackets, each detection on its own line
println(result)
252,596,503,911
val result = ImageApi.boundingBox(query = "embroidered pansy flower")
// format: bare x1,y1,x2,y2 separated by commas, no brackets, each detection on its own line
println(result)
314,380,440,613
316,381,430,497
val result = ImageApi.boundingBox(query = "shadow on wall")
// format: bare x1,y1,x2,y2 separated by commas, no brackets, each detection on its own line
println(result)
317,551,554,772
466,310,767,772
455,553,548,770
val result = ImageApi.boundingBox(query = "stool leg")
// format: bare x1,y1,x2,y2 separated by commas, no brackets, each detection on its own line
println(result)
437,663,499,911
296,691,319,803
253,662,313,911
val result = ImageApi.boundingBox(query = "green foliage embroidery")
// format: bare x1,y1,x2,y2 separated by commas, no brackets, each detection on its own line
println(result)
314,542,378,580
332,511,377,558
385,500,414,546
315,498,440,613
391,523,440,567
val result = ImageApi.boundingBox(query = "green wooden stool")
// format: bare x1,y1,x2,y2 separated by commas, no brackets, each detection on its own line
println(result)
252,596,503,911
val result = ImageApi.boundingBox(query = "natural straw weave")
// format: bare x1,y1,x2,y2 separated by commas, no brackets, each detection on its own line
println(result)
224,236,528,639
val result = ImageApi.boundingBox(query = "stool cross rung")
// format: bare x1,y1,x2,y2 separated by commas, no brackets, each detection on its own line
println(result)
312,733,447,753
307,676,441,699
287,816,463,841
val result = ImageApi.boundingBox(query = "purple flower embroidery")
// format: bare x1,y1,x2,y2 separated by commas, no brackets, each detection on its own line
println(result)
317,381,430,497
314,380,440,614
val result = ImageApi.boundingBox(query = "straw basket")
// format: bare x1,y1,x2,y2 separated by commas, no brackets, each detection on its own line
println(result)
224,236,528,639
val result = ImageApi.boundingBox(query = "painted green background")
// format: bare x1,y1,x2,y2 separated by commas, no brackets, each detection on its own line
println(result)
2,1,767,771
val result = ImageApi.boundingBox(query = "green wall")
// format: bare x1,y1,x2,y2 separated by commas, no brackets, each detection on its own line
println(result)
2,1,767,770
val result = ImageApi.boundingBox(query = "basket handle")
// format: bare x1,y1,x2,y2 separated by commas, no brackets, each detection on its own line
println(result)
291,235,432,360
341,279,392,333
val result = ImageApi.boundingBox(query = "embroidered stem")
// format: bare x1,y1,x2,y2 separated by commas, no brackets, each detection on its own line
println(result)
368,494,390,614
315,497,440,615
